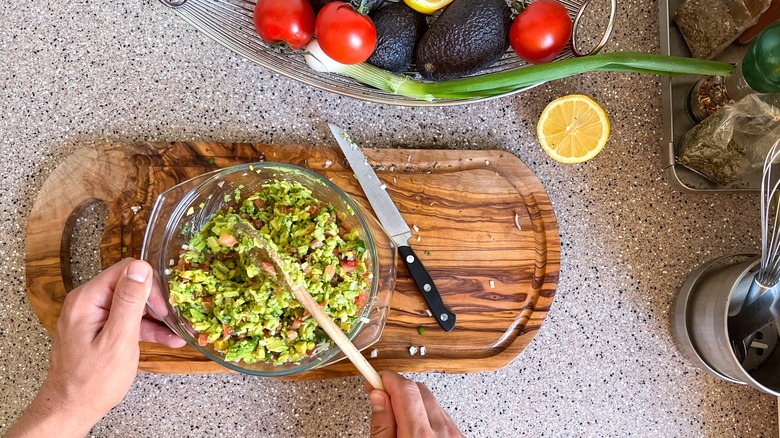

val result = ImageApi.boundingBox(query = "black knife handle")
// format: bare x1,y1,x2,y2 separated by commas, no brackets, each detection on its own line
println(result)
398,245,456,332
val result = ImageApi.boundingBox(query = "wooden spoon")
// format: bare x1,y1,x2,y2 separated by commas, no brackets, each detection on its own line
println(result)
233,222,384,390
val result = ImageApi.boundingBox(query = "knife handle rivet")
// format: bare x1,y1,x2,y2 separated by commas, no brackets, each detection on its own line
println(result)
423,284,431,292
406,255,415,263
440,314,449,321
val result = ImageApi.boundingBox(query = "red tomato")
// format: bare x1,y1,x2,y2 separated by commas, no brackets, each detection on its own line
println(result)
315,2,377,64
510,0,573,64
340,259,358,272
253,0,315,50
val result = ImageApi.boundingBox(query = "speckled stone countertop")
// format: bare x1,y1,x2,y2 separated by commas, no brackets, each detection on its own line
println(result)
0,0,776,436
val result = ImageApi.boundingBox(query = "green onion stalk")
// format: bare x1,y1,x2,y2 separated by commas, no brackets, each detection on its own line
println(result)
304,40,735,102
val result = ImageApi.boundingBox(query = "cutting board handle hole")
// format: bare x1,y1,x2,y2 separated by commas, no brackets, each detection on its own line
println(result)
64,199,108,290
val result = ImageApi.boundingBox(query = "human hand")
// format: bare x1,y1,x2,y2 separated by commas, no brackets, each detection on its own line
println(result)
366,371,464,438
8,259,185,437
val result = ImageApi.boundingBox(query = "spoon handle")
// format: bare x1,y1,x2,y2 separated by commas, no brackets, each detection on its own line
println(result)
290,282,384,390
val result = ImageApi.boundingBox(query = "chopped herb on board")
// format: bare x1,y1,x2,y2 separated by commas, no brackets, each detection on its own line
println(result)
207,158,216,165
418,326,425,335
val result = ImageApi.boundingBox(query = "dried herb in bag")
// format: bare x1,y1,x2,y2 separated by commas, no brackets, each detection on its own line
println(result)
675,0,770,59
677,94,780,185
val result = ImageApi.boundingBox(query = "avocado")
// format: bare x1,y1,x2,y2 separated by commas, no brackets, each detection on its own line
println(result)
415,0,512,81
368,2,427,73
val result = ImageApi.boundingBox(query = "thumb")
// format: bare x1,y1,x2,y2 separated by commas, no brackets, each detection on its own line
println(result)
102,260,153,343
369,390,397,438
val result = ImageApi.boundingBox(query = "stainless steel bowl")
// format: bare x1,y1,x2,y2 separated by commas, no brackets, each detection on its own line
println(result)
158,0,616,106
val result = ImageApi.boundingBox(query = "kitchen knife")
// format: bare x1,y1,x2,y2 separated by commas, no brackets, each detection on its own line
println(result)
329,124,456,332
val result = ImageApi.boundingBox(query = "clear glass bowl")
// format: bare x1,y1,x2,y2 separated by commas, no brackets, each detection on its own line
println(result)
141,162,396,376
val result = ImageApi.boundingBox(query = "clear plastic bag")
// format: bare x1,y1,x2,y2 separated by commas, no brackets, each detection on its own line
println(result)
676,94,780,185
675,0,771,59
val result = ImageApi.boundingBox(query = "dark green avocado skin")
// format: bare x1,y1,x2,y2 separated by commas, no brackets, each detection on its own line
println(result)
415,0,512,81
368,2,427,73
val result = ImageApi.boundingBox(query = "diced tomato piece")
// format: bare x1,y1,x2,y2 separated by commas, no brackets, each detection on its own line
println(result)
355,289,369,308
222,324,231,339
198,263,210,271
324,264,336,277
341,259,357,273
253,199,266,210
290,318,303,330
218,234,238,247
262,262,276,275
198,333,209,346
201,297,213,311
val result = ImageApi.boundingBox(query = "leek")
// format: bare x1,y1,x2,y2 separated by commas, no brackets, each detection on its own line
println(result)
304,40,735,102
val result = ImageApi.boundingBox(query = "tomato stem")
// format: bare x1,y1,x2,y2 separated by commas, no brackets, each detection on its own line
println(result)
351,0,370,15
511,0,527,15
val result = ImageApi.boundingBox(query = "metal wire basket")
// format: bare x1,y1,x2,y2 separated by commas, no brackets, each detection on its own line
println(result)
158,0,616,106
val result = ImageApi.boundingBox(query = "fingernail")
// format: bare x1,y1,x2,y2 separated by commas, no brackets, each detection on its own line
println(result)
369,391,385,411
127,260,151,283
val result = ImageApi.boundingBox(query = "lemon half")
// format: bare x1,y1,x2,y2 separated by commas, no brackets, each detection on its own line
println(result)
537,94,611,164
403,0,455,14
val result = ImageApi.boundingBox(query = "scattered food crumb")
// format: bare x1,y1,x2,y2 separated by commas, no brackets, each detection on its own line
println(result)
409,346,418,356
485,160,490,165
490,280,495,288
164,268,172,275
148,181,156,186
425,251,431,256
370,348,378,358
515,212,522,231
324,160,333,169
217,181,225,188
186,206,195,216
169,259,175,266
416,235,421,242
207,158,216,165
393,177,397,183
181,244,189,250
412,224,419,233
360,316,371,324
130,205,142,215
418,326,425,335
420,346,427,356
425,309,433,317
122,246,128,253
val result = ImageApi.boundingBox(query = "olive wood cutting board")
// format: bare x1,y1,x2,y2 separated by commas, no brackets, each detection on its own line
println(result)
25,142,560,379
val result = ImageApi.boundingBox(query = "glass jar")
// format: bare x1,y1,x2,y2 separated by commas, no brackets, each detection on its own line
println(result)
688,22,780,122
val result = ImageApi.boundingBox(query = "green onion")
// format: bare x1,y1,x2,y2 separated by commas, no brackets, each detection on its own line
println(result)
304,40,735,102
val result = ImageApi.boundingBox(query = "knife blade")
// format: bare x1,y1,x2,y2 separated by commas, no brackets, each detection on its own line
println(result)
329,124,456,332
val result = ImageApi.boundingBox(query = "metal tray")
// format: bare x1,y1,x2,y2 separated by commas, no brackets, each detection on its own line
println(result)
659,0,755,192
